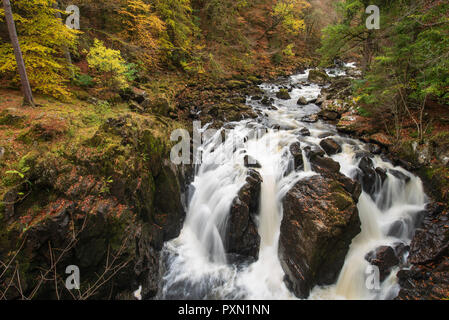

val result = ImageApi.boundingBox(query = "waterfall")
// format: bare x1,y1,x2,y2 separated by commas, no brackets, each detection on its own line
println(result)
157,66,427,300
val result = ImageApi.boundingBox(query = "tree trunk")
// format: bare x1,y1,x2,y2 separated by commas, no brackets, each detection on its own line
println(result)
3,0,35,106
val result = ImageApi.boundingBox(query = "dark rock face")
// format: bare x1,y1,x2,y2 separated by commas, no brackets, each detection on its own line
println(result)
388,169,411,183
367,143,382,155
320,138,342,156
304,146,341,175
357,156,378,195
289,142,303,170
225,170,262,261
396,203,449,300
365,246,400,282
299,127,311,136
0,116,189,300
244,155,262,168
408,204,448,265
279,171,361,298
301,114,319,123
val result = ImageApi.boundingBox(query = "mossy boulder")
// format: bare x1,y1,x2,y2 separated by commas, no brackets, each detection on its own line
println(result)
308,69,330,85
280,172,361,298
276,88,291,100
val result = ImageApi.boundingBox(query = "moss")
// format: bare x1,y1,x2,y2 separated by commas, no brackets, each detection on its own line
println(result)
18,151,39,173
0,111,25,127
225,80,247,89
333,192,353,211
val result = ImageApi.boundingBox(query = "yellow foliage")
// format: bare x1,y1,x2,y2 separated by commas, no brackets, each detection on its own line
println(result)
118,0,166,69
0,0,79,99
87,39,129,91
273,0,309,35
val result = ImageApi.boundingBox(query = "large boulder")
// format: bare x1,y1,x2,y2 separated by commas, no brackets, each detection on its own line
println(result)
320,138,342,156
276,89,291,100
357,156,378,195
365,246,401,282
308,69,330,85
318,110,339,121
396,203,449,300
321,99,350,116
225,169,262,261
279,171,361,298
289,142,304,170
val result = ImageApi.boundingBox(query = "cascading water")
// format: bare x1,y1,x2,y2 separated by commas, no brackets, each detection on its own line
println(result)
157,65,427,300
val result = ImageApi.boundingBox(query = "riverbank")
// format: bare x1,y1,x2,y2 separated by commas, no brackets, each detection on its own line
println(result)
313,68,449,300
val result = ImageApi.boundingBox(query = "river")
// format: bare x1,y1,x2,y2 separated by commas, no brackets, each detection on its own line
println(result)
156,66,427,300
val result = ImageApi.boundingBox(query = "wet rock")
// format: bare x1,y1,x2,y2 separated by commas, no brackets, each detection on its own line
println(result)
388,169,411,183
354,150,373,160
396,203,449,300
318,110,339,121
367,143,382,155
304,145,343,175
244,155,262,169
297,96,308,105
276,89,291,100
301,114,319,123
261,96,273,106
320,138,342,156
365,246,400,282
226,170,262,260
280,173,361,298
375,167,388,185
289,142,303,170
310,154,341,174
153,164,186,241
251,96,262,101
408,203,448,265
318,132,334,139
315,94,325,106
357,156,378,195
299,127,311,136
304,145,325,159
307,69,330,85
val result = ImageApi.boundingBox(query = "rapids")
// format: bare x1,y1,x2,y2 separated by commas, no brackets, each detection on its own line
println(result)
156,66,427,300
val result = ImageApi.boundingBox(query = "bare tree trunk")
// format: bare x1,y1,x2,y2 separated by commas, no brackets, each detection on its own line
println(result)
3,0,35,106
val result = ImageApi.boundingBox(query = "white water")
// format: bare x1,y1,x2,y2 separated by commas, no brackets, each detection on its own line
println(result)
157,66,427,300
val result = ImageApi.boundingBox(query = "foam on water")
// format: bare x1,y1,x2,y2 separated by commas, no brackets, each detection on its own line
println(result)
157,67,427,300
